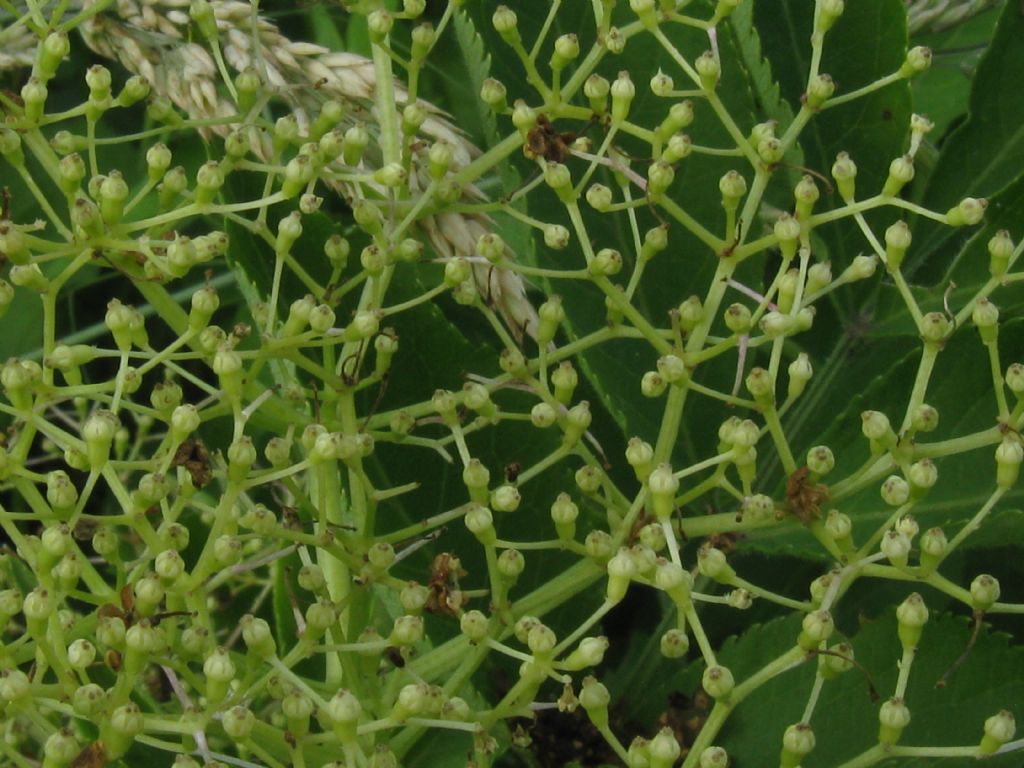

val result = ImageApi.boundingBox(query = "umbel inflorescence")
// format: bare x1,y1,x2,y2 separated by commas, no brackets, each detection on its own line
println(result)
0,0,1022,767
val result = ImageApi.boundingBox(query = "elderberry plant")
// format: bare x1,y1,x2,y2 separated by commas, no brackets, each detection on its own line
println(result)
0,1,1023,767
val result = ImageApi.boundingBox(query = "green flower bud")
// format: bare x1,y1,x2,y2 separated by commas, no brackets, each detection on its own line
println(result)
157,165,188,210
465,503,497,546
544,223,571,250
647,463,679,520
720,302,749,335
649,69,674,98
980,710,1016,755
213,344,244,400
154,549,186,585
745,367,775,406
641,370,668,398
758,136,784,165
0,668,31,705
611,71,636,123
783,353,813,400
498,548,525,580
742,494,776,522
561,399,593,448
585,76,606,119
656,354,687,387
456,609,487,643
72,683,106,718
649,727,681,768
920,311,951,345
695,51,720,90
492,5,519,39
901,46,932,77
881,528,912,568
663,132,693,164
21,76,47,123
883,155,915,197
102,702,144,759
806,73,835,108
10,263,49,293
831,152,857,202
815,641,854,680
659,100,695,142
824,509,853,552
780,723,815,767
43,727,80,766
698,545,735,583
896,592,928,651
92,527,120,560
946,197,987,226
585,530,614,561
798,609,835,650
970,573,1001,609
647,161,675,198
842,254,878,284
586,183,614,212
169,404,201,443
179,624,211,657
391,682,429,722
213,534,243,566
878,697,911,747
719,170,747,211
342,125,369,165
580,676,611,728
222,705,255,740
660,628,690,659
551,493,579,540
996,437,1024,489
37,31,71,80
606,548,637,603
551,33,580,70
605,26,626,54
884,220,912,269
816,0,845,32
698,746,729,768
531,402,558,429
862,409,896,449
702,665,734,700
907,458,937,498
881,475,910,506
576,464,603,494
226,436,256,483
491,484,521,513
805,261,832,296
82,409,119,469
988,230,1014,277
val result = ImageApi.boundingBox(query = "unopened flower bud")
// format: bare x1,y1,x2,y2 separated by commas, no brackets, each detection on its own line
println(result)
901,46,932,77
831,152,857,201
946,197,987,226
896,592,928,650
878,698,911,747
980,710,1016,755
881,528,912,568
702,665,734,700
611,71,636,123
970,573,1000,609
988,230,1014,277
780,723,815,768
